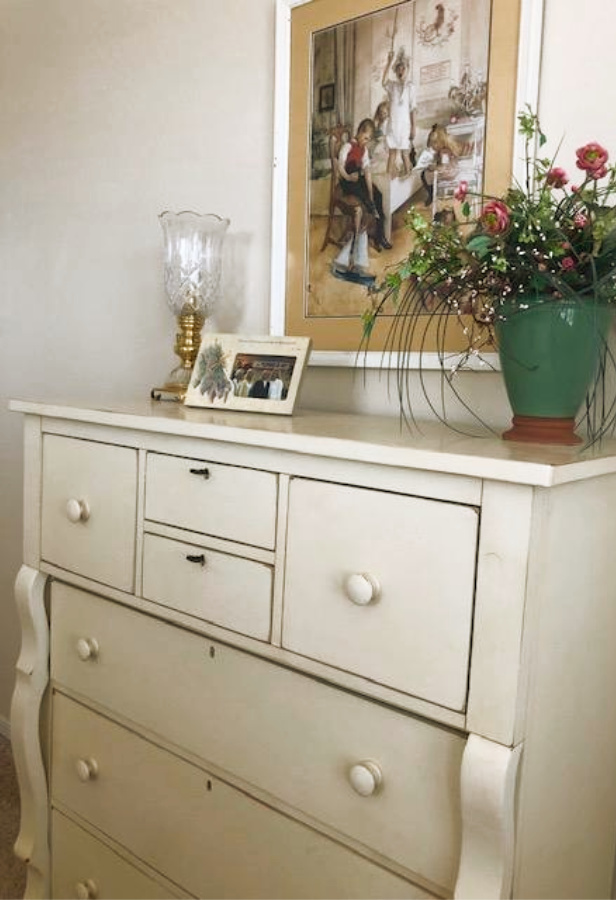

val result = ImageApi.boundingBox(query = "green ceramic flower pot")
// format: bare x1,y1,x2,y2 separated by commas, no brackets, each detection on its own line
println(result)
495,300,613,444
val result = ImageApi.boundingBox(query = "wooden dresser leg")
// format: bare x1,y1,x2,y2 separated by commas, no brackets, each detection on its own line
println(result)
454,734,522,900
10,566,50,900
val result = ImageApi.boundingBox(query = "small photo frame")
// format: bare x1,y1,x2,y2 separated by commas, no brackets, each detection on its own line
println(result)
184,334,312,415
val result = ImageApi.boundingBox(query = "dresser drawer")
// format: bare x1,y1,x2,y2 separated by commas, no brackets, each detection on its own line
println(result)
51,584,464,892
282,478,478,711
51,810,180,899
51,695,435,899
142,532,272,640
145,452,277,549
41,435,138,592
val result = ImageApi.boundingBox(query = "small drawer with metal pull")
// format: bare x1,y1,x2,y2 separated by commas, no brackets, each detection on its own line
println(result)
145,451,278,549
141,531,273,640
282,477,479,712
41,435,138,592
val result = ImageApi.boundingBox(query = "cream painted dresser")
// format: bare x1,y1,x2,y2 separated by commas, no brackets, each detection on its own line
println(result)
9,399,616,899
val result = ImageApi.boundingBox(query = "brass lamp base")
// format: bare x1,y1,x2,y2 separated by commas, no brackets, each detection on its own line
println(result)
150,383,189,402
151,311,205,402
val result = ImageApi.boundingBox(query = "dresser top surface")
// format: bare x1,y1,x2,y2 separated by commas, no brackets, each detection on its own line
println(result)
10,397,616,486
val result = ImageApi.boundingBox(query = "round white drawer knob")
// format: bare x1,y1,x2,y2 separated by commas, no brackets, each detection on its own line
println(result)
75,879,98,899
66,498,90,523
349,760,383,796
344,573,380,606
75,878,98,900
76,637,99,661
75,757,99,782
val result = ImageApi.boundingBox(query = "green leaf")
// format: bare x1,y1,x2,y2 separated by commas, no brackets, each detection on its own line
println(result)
361,309,376,338
466,234,492,258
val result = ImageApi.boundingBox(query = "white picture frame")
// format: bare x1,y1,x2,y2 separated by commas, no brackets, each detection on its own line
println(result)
184,334,311,415
269,0,545,370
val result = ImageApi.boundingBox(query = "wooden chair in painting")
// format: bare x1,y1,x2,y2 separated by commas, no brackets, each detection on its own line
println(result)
320,123,359,252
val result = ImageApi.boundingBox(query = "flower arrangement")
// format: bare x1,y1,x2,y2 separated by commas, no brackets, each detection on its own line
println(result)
361,108,616,443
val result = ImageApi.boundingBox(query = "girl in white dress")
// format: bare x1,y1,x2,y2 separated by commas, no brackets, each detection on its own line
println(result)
382,47,416,178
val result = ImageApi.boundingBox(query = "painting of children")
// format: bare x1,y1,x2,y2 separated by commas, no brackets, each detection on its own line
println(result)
287,0,494,346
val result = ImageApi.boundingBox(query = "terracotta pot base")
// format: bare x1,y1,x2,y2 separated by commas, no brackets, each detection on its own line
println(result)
502,415,583,446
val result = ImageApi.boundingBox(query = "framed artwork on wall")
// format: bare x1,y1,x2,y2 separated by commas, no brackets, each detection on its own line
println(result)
319,82,336,112
184,334,311,415
270,0,545,367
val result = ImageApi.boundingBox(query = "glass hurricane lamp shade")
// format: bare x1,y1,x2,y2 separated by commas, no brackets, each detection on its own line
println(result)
152,211,230,400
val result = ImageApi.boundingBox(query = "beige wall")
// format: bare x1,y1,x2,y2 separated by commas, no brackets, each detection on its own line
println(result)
0,0,615,722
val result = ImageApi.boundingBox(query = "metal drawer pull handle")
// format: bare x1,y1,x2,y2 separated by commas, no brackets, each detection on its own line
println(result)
189,467,211,479
75,757,99,783
186,553,206,566
349,760,383,797
66,498,90,523
75,879,98,900
344,573,380,606
76,637,99,662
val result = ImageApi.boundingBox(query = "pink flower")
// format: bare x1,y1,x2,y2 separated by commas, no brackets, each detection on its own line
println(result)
591,165,608,180
479,200,510,235
561,256,576,271
546,167,568,188
576,142,609,176
574,211,588,228
454,180,468,202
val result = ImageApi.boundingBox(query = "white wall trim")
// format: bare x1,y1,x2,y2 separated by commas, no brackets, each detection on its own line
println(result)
511,0,546,186
311,349,501,371
0,715,11,741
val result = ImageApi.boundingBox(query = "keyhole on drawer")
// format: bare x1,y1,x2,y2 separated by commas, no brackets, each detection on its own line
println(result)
209,646,216,659
206,779,213,791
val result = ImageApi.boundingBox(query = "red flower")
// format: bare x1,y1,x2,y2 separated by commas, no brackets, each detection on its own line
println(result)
546,167,568,188
574,211,588,228
576,142,609,176
561,256,576,271
454,180,469,202
479,200,510,234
